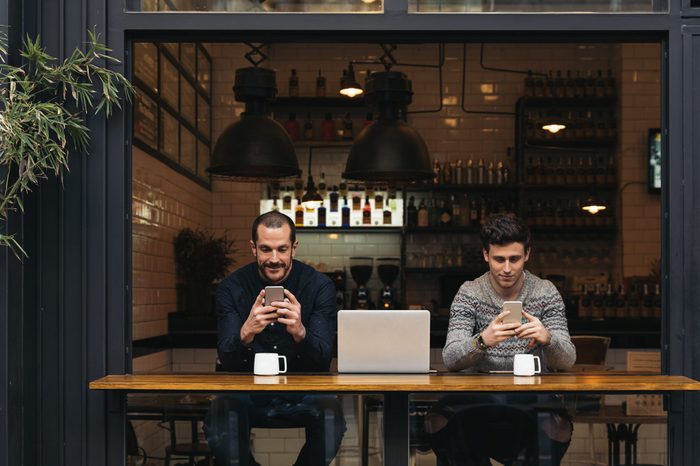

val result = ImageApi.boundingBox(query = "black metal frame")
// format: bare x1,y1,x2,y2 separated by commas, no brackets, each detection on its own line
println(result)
2,0,700,464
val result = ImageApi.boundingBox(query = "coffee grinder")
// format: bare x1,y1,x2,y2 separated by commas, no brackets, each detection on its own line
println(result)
323,269,347,310
349,257,374,309
377,257,400,309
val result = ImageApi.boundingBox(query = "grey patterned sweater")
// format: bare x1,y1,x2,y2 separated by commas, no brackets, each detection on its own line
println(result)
442,271,576,372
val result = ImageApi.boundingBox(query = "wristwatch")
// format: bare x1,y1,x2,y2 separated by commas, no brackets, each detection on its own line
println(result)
475,333,489,351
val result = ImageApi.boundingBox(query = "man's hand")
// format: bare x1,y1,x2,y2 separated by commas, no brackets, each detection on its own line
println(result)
240,290,279,345
274,289,306,343
514,309,551,346
480,310,521,347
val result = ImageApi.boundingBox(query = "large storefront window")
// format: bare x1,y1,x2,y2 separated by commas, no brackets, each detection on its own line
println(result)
408,0,667,13
126,0,383,13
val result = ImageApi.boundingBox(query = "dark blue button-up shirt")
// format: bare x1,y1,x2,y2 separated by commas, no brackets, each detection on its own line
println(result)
216,260,337,372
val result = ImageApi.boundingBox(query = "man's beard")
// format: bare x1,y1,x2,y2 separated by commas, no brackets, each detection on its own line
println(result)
258,260,291,283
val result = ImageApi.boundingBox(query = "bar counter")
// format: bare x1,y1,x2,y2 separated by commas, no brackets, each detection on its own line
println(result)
91,373,700,466
90,372,700,392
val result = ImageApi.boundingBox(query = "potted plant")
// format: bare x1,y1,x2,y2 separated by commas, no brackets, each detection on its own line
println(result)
0,30,132,258
174,228,235,321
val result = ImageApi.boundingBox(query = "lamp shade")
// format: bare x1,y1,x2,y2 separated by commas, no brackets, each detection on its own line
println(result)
342,71,433,183
208,67,300,180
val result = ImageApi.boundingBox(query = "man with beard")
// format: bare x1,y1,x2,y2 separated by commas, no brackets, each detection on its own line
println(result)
204,211,345,466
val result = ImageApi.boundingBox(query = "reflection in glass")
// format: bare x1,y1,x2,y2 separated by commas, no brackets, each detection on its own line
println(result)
197,48,211,95
133,42,158,93
160,54,179,109
133,88,158,149
408,0,666,12
181,43,196,77
197,97,210,136
160,110,179,161
180,79,196,125
181,127,197,173
198,140,210,180
126,0,383,13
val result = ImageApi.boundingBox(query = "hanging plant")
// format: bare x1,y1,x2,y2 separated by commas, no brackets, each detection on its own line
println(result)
0,29,132,258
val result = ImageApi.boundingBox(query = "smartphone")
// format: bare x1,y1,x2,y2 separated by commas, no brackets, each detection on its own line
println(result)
264,286,285,305
502,301,523,324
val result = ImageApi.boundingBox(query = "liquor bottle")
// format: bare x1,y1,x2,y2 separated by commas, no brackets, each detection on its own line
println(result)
496,161,504,185
342,113,354,141
433,159,441,185
317,202,327,228
565,70,575,98
318,172,327,197
362,196,372,225
294,175,303,199
329,186,339,212
294,197,304,227
585,70,596,98
289,69,299,97
615,284,628,318
406,196,418,227
579,285,592,318
362,112,374,129
443,161,452,185
451,195,461,226
271,197,280,211
339,179,348,198
341,197,350,228
653,284,662,318
352,188,361,211
459,195,470,227
315,70,326,97
477,159,485,184
321,113,335,141
374,190,384,211
466,159,474,185
595,69,606,98
417,199,429,227
603,283,616,318
642,283,654,318
303,113,314,140
429,196,440,227
439,199,452,227
592,284,604,319
606,69,617,98
479,198,488,225
470,199,479,225
284,112,300,141
455,159,464,184
383,207,391,225
487,161,495,185
554,70,565,98
365,183,374,198
575,70,586,98
282,186,292,210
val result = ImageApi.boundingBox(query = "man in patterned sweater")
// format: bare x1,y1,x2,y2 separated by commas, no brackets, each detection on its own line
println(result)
429,213,576,465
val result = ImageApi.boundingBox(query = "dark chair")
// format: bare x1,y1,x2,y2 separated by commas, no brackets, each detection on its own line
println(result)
126,419,148,466
164,413,213,466
571,335,611,367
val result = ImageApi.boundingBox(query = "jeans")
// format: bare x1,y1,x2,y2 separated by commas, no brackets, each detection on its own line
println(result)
204,394,346,466
427,394,573,466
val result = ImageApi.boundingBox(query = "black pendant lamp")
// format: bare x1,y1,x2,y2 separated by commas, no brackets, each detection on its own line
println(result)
343,71,433,183
208,67,300,180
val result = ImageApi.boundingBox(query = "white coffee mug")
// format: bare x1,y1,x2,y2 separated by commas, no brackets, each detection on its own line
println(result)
513,354,541,376
254,353,288,376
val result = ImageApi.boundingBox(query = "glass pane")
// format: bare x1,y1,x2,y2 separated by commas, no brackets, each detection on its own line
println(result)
133,42,158,93
133,88,158,149
198,140,210,180
160,53,179,109
408,0,666,13
181,127,197,173
126,0,383,13
160,110,179,161
197,96,210,137
181,79,196,126
181,43,196,78
197,49,211,95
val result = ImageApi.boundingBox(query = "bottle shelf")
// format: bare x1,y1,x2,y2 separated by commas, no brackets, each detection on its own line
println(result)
524,140,617,149
271,97,366,108
521,183,617,191
404,226,481,234
405,183,520,193
519,96,617,107
405,267,486,275
296,227,402,233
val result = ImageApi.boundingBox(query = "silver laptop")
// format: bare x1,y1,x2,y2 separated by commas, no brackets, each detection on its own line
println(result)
337,310,431,373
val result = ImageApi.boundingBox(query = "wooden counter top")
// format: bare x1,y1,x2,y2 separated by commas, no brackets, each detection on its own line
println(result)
89,373,700,392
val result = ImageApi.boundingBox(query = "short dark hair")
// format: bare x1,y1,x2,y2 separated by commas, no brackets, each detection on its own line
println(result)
252,211,296,244
480,213,531,252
